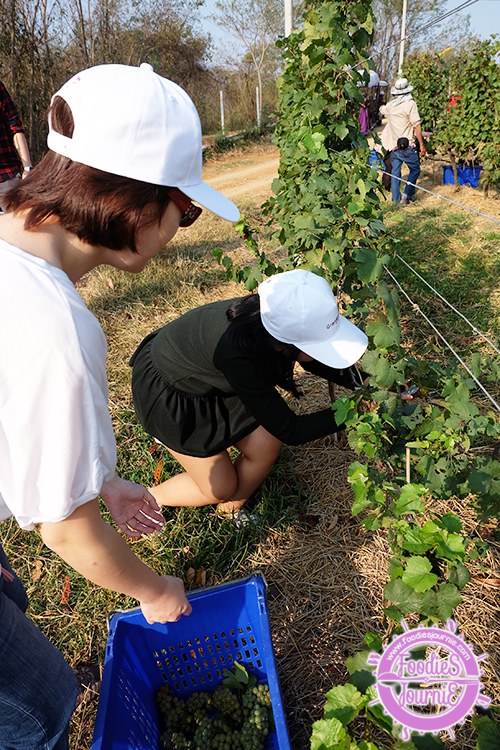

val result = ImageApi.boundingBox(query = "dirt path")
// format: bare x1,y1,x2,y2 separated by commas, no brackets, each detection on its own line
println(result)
202,146,280,203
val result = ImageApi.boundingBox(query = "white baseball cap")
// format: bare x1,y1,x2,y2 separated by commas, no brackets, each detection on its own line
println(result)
47,63,240,223
258,269,368,368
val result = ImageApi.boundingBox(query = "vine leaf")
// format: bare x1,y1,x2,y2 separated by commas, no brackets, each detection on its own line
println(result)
384,579,423,615
402,556,438,592
324,684,366,726
393,484,426,517
310,717,346,750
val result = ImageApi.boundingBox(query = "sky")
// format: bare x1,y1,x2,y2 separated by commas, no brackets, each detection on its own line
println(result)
453,0,500,39
201,0,500,57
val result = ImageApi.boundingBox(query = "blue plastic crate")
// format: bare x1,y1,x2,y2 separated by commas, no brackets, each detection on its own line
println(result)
91,573,291,750
369,149,384,168
442,164,482,188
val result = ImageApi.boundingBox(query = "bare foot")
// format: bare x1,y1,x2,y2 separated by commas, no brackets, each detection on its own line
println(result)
216,498,247,515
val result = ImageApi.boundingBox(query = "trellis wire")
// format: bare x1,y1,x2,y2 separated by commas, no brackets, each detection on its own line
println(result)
343,0,479,74
384,266,500,414
368,158,500,226
394,253,500,357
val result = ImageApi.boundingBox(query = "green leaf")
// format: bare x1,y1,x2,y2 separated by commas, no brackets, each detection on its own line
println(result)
402,527,437,555
310,717,346,750
364,632,383,652
393,485,426,517
384,579,424,615
435,583,462,621
304,132,328,159
222,668,241,690
353,247,386,283
475,718,500,750
448,563,471,589
366,695,394,733
345,650,374,676
402,556,438,592
366,320,400,348
410,733,446,749
334,122,349,140
352,482,373,516
243,266,263,291
324,684,366,726
436,513,462,533
232,661,249,683
332,398,354,426
435,533,466,562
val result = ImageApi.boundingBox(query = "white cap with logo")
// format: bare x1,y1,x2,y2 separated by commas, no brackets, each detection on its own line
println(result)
47,63,240,223
258,269,368,368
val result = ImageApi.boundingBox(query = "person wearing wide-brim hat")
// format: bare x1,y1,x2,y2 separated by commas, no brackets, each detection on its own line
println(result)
380,77,427,204
0,62,239,747
130,269,374,515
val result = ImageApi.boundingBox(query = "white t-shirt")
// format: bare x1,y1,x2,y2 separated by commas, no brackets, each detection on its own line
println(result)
379,99,421,151
0,238,116,530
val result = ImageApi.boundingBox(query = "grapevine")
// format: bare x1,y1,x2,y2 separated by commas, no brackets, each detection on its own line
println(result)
156,663,273,750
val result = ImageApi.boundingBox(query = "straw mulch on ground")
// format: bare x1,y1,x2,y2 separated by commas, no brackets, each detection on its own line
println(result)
243,372,500,750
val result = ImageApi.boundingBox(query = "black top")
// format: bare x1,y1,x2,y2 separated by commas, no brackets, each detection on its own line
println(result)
130,298,366,457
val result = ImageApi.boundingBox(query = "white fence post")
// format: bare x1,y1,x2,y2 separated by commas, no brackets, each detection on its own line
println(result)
220,90,225,134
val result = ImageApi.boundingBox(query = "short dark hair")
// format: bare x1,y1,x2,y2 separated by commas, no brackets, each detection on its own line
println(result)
4,96,172,252
226,294,301,397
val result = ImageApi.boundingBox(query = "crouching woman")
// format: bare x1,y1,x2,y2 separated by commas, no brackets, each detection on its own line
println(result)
130,269,374,514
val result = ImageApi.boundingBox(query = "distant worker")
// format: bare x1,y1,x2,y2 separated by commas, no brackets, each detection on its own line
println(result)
379,77,426,205
0,80,33,211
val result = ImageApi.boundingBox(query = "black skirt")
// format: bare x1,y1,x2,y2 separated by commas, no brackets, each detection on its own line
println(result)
130,334,259,458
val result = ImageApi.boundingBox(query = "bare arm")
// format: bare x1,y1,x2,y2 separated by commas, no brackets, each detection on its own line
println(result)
13,132,32,174
39,498,192,623
413,124,427,157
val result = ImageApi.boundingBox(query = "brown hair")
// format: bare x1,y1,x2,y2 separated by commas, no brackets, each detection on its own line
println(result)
4,96,172,252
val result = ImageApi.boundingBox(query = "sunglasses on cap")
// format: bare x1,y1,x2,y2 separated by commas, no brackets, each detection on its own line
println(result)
168,188,203,227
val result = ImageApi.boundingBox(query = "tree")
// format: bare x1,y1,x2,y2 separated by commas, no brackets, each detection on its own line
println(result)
369,0,470,85
0,0,215,156
210,0,284,126
401,49,448,131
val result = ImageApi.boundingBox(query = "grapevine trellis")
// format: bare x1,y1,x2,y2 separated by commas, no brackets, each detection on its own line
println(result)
214,0,500,747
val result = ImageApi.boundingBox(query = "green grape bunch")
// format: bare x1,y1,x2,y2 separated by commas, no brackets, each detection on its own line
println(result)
155,663,274,750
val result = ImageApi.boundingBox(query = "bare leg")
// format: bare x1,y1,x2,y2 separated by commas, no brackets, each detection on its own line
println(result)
217,427,281,514
150,450,237,507
149,427,281,511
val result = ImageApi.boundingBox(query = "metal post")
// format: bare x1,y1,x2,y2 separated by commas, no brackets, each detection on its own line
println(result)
256,86,261,128
284,0,292,36
220,90,225,134
398,0,408,75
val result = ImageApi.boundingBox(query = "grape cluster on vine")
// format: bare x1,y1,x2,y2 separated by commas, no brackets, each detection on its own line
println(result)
156,665,273,750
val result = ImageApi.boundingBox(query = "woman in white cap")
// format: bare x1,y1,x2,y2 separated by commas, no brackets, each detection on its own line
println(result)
130,269,371,515
0,63,239,748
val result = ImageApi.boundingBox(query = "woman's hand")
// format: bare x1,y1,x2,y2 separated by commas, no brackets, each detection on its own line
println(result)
140,575,193,624
100,475,164,537
363,377,416,401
